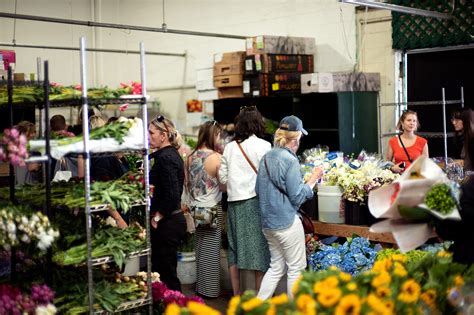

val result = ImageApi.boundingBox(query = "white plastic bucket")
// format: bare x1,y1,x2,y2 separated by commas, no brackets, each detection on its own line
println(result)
177,252,196,284
122,256,140,276
317,184,345,223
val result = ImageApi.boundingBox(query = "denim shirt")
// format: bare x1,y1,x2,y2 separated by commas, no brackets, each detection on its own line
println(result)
256,147,313,230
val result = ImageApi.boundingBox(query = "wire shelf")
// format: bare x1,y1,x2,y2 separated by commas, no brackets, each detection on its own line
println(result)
91,248,149,266
0,96,147,108
93,297,152,314
379,99,462,107
90,199,147,213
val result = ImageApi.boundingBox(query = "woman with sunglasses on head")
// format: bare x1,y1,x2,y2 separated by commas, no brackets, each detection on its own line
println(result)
386,110,429,173
185,120,224,298
148,115,187,292
219,106,271,296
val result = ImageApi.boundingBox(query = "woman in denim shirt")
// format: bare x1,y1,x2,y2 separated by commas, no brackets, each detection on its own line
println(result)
256,116,323,300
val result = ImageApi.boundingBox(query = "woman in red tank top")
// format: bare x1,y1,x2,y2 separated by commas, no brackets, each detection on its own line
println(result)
386,110,429,173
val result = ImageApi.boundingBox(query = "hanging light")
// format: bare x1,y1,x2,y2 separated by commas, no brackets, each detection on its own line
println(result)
340,0,452,20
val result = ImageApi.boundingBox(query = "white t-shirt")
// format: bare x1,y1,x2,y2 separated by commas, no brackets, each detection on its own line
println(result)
219,135,271,202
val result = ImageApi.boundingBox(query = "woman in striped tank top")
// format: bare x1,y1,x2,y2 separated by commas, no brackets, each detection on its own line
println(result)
185,121,224,298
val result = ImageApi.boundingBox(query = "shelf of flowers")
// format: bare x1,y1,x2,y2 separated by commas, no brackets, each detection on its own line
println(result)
0,81,144,107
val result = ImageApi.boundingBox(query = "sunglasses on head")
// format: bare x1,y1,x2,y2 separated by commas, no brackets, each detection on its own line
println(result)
154,115,170,133
240,105,257,112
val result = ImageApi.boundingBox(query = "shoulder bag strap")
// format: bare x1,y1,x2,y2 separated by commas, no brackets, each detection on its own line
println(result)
236,141,258,174
398,134,412,163
263,157,286,195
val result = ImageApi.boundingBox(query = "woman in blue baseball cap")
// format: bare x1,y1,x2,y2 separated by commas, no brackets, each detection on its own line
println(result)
255,115,323,299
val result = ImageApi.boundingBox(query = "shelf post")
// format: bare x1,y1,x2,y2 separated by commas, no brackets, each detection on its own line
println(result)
139,42,153,315
80,36,95,315
442,88,448,164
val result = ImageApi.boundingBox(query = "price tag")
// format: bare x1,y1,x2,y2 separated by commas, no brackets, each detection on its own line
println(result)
243,81,250,93
246,38,253,50
245,59,253,71
272,83,279,91
256,36,264,49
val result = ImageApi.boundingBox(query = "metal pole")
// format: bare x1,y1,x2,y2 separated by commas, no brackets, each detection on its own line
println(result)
139,42,153,315
460,86,464,108
378,93,383,156
7,66,15,203
43,60,53,286
0,12,247,40
442,88,448,164
0,42,185,57
80,37,94,315
36,57,42,82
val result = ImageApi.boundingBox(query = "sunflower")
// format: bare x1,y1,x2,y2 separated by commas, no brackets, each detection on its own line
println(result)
420,289,437,310
227,296,241,315
346,282,357,291
241,297,264,311
454,275,464,287
376,286,391,299
317,288,342,307
292,276,302,296
371,272,391,288
188,301,220,315
367,294,391,315
339,272,352,282
334,294,361,315
372,259,392,273
296,294,316,315
313,276,339,294
266,304,276,315
270,293,289,306
164,303,181,315
393,262,407,277
397,279,421,304
437,250,451,258
390,254,406,263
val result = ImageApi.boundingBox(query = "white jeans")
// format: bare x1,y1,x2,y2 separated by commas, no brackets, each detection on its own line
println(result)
257,215,306,300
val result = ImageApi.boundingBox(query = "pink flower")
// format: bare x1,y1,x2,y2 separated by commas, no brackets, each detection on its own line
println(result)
18,135,27,145
119,104,129,112
50,82,63,88
74,84,82,91
8,143,18,153
10,128,19,139
4,129,11,137
187,295,205,304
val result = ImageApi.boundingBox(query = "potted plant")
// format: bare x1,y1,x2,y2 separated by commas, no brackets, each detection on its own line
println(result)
177,232,196,285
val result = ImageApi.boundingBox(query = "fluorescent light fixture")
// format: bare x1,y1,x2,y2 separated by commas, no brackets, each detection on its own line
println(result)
340,0,452,20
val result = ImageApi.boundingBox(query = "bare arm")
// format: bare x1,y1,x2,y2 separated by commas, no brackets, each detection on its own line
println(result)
422,142,429,158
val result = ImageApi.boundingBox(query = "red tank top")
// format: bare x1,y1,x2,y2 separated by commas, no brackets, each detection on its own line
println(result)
389,136,427,169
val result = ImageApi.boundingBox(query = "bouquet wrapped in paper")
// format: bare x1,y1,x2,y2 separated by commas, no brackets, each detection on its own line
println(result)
368,156,461,252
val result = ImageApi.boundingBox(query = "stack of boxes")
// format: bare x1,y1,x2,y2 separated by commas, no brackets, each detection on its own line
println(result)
243,35,316,97
300,72,381,93
213,51,245,99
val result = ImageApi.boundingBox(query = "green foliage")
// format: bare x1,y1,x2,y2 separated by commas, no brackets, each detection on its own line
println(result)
178,232,195,252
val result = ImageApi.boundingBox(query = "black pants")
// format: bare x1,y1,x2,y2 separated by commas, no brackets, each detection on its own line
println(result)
151,212,187,292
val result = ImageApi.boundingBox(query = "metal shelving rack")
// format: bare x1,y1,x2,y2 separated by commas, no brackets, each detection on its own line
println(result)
78,37,153,314
378,87,465,162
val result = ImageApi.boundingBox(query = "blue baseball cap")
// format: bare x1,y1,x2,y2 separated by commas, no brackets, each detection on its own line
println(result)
279,115,308,135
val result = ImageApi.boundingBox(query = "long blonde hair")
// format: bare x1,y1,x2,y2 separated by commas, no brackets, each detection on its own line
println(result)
273,128,301,147
150,115,181,149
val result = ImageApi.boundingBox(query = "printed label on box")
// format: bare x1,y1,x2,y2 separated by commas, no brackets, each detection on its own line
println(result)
253,91,260,97
246,38,253,50
245,59,253,71
311,73,319,85
243,81,250,93
319,73,333,93
214,53,223,63
256,36,264,49
272,83,279,91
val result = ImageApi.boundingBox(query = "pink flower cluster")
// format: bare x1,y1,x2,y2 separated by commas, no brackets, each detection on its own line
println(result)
120,81,142,95
0,128,28,167
0,283,55,314
152,282,204,307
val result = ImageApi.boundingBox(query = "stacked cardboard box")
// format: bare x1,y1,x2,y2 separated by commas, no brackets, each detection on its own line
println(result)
213,51,245,99
243,36,316,97
301,72,381,93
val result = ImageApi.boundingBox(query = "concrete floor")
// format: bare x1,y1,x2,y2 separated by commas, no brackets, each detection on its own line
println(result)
182,283,232,314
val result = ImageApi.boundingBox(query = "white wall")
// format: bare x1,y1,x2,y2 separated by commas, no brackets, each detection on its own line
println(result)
1,0,360,128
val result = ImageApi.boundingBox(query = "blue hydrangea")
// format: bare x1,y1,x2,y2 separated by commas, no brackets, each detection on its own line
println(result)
309,237,380,275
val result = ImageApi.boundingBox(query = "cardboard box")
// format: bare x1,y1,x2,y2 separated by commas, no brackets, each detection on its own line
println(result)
218,87,244,99
246,36,316,55
245,54,314,74
301,72,381,94
213,74,243,88
243,73,302,97
214,63,244,76
13,73,25,81
213,51,246,65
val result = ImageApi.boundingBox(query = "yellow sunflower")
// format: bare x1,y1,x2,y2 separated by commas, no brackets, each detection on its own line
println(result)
241,297,264,311
371,272,391,288
227,296,241,315
376,286,391,299
454,275,464,287
437,250,451,258
188,301,220,315
346,282,357,291
292,276,302,296
317,288,342,307
339,272,352,282
266,305,276,315
164,303,181,315
334,294,361,315
397,279,421,304
393,262,408,277
367,294,391,315
372,259,392,273
270,293,289,306
296,294,317,315
313,276,339,294
390,254,406,263
420,289,437,310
